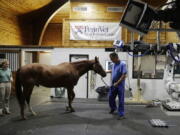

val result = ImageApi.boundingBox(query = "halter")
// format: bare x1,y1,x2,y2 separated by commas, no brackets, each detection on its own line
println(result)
92,63,98,74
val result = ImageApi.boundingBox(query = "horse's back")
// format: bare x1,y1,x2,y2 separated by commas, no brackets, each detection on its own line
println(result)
20,63,71,72
18,63,78,87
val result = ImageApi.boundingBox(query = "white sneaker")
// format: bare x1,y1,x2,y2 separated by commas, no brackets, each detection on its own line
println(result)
0,109,4,116
4,108,11,114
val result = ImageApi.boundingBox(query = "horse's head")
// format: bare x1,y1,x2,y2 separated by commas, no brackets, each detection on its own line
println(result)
92,57,106,77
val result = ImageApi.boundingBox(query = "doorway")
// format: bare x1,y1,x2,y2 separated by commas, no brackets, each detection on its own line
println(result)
24,51,39,65
70,54,89,98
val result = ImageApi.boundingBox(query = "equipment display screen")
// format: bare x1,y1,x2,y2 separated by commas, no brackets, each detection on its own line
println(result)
105,61,113,71
120,0,154,35
123,4,142,25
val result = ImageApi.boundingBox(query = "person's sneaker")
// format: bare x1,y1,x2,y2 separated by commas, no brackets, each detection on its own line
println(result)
4,109,11,115
5,110,11,115
117,115,126,120
109,109,115,114
0,110,4,116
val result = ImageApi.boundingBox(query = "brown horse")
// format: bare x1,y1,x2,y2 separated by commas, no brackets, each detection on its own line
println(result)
15,57,106,119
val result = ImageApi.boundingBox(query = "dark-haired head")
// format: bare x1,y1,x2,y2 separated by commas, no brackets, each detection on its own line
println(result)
109,52,119,63
109,52,118,58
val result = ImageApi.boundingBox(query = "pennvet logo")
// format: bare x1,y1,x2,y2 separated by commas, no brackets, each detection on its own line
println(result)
74,25,109,34
70,22,121,41
74,26,84,34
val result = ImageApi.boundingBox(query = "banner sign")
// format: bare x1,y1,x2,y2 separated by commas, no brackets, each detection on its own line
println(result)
70,22,121,41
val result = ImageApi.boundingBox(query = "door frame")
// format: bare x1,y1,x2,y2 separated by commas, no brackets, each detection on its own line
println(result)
69,54,89,98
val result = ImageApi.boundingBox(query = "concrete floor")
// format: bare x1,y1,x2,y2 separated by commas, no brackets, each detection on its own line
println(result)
0,87,180,135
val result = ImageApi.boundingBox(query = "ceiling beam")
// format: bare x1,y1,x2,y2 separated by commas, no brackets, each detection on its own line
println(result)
70,0,167,6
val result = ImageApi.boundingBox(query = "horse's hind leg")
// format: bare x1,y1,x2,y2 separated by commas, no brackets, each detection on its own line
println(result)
24,85,37,116
71,90,75,112
67,88,75,112
20,103,26,120
18,85,26,120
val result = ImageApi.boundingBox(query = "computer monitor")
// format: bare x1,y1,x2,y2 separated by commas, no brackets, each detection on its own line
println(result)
105,61,113,71
120,0,155,35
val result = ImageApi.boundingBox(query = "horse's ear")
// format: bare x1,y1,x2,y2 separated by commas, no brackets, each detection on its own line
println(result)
95,56,99,63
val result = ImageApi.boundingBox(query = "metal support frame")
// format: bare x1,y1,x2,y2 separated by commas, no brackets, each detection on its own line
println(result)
125,32,151,105
157,22,162,51
130,32,134,50
125,52,151,104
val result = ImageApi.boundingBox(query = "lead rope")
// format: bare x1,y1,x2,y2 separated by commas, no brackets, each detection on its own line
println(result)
101,77,109,87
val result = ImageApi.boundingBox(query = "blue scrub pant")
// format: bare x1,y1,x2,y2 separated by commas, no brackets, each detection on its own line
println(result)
109,85,125,116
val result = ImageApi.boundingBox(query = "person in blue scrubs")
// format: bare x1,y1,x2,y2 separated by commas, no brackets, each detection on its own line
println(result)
106,52,127,120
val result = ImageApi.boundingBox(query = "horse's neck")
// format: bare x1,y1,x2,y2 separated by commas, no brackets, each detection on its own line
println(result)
73,60,94,77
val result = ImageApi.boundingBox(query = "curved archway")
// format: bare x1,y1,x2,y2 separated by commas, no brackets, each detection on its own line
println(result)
21,0,68,45
38,1,69,45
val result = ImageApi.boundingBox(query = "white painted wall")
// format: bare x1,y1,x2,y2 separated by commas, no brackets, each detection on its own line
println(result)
24,52,32,65
50,48,170,100
39,52,52,65
21,51,33,66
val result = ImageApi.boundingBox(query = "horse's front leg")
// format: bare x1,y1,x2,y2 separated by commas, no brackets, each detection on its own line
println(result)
67,87,75,112
24,85,37,116
20,104,26,120
28,104,37,116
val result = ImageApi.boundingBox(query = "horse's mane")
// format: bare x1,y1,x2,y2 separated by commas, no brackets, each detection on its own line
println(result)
71,60,95,65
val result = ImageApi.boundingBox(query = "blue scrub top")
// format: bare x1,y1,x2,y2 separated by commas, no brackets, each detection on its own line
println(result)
112,61,127,86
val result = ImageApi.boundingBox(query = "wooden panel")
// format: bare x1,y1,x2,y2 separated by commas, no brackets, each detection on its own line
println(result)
41,23,63,46
140,23,167,44
0,8,32,45
50,2,70,23
70,0,127,4
166,32,180,43
28,0,68,45
0,0,52,15
0,0,164,17
70,2,123,19
50,13,69,23
123,29,167,44
0,0,68,45
70,0,167,7
143,31,166,44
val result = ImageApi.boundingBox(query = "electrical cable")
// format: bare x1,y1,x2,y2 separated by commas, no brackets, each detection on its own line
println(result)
125,53,132,93
127,49,150,57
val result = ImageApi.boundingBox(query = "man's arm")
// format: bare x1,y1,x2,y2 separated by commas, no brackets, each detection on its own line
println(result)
106,70,112,73
10,73,13,82
113,74,126,87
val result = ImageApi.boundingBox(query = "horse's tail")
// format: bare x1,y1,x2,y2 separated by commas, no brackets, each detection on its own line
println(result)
15,68,25,108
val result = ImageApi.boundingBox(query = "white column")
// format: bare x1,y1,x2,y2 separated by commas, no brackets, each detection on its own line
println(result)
20,50,25,66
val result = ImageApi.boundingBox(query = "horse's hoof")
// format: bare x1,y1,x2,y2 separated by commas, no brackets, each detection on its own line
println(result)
21,116,27,120
70,108,75,112
66,106,70,112
31,112,37,116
